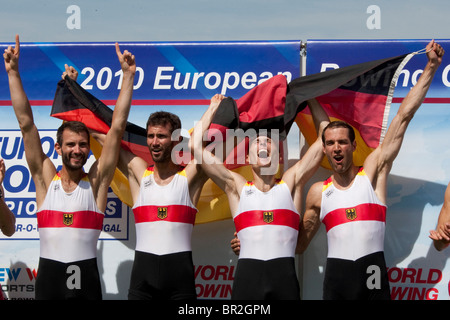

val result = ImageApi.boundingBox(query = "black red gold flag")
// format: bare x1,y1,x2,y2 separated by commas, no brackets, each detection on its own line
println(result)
51,52,415,222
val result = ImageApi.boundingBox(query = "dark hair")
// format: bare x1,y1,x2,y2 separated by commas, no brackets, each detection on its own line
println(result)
322,121,355,144
56,121,90,146
146,111,181,134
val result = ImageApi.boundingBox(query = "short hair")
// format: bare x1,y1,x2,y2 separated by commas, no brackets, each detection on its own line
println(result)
56,121,90,146
322,121,355,144
146,111,181,134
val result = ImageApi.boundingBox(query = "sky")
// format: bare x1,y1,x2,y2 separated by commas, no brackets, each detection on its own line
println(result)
0,0,449,43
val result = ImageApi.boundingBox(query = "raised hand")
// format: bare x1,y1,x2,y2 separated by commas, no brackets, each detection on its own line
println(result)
3,34,20,73
115,43,136,75
426,40,445,66
62,64,78,81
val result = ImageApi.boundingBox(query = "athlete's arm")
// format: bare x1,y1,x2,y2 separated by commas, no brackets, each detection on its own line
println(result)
189,94,245,212
430,182,450,251
184,161,209,207
4,35,55,205
364,40,444,203
284,99,329,189
89,129,146,207
89,43,136,211
296,181,322,254
230,232,240,256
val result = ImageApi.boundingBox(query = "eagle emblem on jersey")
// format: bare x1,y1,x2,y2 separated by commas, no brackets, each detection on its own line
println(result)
263,211,273,223
63,213,74,226
157,207,168,220
345,208,357,221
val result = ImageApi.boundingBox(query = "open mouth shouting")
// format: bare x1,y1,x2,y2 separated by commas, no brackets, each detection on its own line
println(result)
257,148,271,166
333,154,344,165
151,148,162,157
151,147,165,161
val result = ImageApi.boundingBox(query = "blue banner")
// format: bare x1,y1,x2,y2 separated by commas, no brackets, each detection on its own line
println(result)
0,40,301,101
305,39,450,99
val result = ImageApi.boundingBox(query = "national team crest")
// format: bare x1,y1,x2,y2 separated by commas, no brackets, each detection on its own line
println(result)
345,208,357,221
263,211,273,224
63,213,74,226
157,207,168,220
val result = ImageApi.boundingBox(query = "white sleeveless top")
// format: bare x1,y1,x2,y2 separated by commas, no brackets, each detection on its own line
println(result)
37,173,104,263
132,167,197,255
320,167,387,261
234,180,300,261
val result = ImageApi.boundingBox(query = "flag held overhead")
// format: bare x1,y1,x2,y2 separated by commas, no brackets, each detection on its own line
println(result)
51,52,415,222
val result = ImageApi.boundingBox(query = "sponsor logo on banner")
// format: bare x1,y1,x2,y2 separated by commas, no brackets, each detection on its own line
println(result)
0,267,37,300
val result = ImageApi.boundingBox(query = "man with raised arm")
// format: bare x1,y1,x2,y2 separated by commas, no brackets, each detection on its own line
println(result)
3,35,136,300
190,93,329,300
110,109,209,300
297,40,444,300
430,182,450,251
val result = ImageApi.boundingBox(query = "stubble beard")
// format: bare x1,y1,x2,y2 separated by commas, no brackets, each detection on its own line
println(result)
61,151,87,171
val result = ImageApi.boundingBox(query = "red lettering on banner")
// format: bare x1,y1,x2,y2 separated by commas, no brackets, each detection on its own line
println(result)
387,267,443,300
216,265,228,281
194,265,235,281
404,268,416,283
194,265,235,299
195,284,232,299
387,267,442,284
26,268,37,281
428,269,442,284
391,286,439,300
391,286,408,300
204,283,221,297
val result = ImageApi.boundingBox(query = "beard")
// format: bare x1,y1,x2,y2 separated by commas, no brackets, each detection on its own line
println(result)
61,151,87,171
151,147,172,163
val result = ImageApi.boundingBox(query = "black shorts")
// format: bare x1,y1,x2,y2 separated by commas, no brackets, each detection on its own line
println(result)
35,257,102,300
128,251,196,300
323,251,391,300
231,257,300,300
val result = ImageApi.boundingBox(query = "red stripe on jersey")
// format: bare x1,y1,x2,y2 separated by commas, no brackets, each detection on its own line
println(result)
234,209,300,233
322,203,386,232
133,205,197,225
37,210,104,230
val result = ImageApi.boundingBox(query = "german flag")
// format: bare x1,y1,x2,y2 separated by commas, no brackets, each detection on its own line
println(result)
51,52,415,223
51,76,150,163
291,53,415,168
207,75,295,171
210,74,303,141
51,76,148,207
